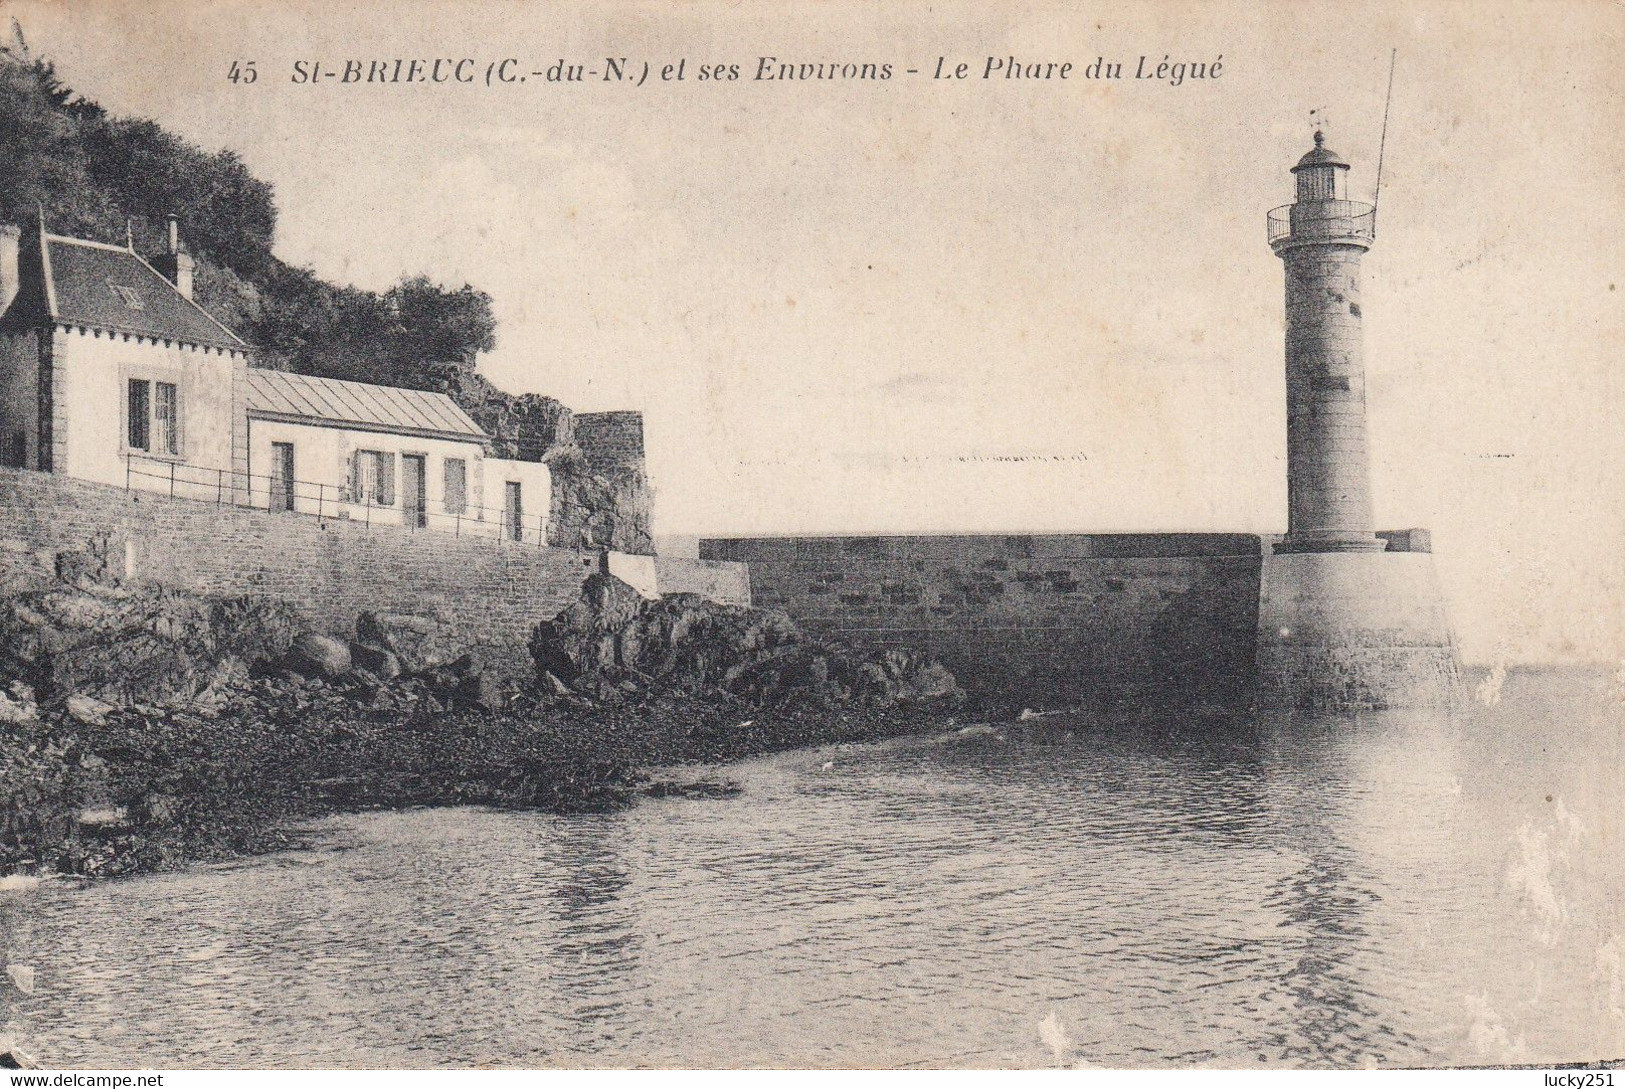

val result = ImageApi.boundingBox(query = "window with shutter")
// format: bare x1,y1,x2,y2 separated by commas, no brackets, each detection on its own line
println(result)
379,454,396,506
127,380,150,451
352,450,391,505
347,451,362,502
444,458,467,514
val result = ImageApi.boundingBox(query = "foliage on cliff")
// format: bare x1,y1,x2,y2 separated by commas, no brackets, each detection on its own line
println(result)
0,26,496,382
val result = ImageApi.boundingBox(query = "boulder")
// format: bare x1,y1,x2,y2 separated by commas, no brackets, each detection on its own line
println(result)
0,580,302,708
349,642,401,682
285,633,351,679
355,612,453,674
460,670,506,712
0,687,37,725
64,693,113,727
52,532,126,588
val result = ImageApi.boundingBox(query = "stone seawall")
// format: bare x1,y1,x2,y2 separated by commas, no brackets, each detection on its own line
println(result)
699,534,1267,707
0,466,604,676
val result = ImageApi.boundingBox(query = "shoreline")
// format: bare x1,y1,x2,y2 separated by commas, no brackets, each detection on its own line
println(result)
1,674,959,881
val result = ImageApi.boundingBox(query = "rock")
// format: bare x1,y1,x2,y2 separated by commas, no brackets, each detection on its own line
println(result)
0,1045,40,1070
136,793,180,825
355,612,453,674
905,661,962,703
4,964,36,995
0,688,37,726
460,670,506,712
285,633,351,679
53,532,125,588
75,806,126,827
529,574,959,712
0,580,301,709
65,693,113,726
349,642,401,682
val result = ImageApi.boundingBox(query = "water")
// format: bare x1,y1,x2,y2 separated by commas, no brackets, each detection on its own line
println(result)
2,667,1621,1068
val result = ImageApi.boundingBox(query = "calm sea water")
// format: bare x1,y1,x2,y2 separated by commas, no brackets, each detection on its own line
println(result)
2,667,1621,1069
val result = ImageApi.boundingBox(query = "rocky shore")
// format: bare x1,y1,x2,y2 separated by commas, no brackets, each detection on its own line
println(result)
0,546,964,879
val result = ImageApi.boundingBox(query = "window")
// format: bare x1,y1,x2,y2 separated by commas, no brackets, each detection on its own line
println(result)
349,450,394,506
3,430,24,469
126,379,180,456
443,458,467,515
153,382,179,455
108,284,145,311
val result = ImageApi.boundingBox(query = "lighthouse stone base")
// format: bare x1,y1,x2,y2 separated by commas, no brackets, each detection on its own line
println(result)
1256,549,1463,711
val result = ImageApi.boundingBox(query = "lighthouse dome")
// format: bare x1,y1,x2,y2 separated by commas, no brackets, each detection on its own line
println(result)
1291,130,1349,173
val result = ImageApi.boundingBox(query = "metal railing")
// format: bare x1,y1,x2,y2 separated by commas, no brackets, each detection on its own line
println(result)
122,452,551,547
1266,199,1376,246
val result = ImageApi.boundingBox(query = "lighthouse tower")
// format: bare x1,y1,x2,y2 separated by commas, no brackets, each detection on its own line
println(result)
1254,129,1462,710
1269,132,1386,554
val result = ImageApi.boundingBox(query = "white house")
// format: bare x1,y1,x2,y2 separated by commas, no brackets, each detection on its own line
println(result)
0,215,246,486
244,369,550,541
0,215,551,544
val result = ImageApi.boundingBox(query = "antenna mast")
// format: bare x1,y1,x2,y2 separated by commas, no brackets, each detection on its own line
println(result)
1373,48,1397,236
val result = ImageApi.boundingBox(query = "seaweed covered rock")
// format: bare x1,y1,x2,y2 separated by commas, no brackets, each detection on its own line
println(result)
355,611,456,674
285,633,352,680
0,582,305,711
530,574,962,710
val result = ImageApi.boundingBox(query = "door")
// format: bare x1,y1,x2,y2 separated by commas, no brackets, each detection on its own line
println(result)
402,454,427,529
269,442,295,513
504,481,523,541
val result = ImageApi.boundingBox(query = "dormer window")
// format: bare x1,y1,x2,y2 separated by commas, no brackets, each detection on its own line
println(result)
108,283,145,311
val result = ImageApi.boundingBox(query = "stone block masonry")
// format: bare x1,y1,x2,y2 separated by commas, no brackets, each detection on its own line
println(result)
0,466,602,676
700,533,1267,707
574,411,646,471
654,556,751,605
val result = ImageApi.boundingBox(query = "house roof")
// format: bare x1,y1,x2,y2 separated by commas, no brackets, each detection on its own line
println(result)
245,368,489,443
0,231,247,350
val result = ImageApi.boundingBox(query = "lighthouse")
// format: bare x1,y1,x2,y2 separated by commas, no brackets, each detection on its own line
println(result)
1254,128,1463,711
1268,131,1384,554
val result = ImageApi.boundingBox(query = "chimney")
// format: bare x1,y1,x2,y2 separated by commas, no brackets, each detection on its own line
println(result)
153,213,195,300
0,224,20,316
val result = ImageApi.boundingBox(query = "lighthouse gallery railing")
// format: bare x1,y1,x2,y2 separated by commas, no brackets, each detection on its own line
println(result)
1266,199,1376,246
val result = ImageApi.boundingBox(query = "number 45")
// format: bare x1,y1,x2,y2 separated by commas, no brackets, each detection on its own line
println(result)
228,60,258,84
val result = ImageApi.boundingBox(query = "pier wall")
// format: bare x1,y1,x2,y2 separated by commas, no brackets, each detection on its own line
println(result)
699,533,1267,707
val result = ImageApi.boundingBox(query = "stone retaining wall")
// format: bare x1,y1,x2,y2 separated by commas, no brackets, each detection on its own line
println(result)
0,466,600,675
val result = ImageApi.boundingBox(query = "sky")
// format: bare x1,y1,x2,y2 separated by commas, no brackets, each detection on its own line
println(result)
7,0,1622,664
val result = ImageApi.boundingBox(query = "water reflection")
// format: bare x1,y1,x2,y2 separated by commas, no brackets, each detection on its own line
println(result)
2,669,1619,1068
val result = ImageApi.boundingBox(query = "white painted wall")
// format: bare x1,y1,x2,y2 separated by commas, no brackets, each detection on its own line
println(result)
54,327,239,499
480,455,553,544
606,551,659,598
245,416,515,534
